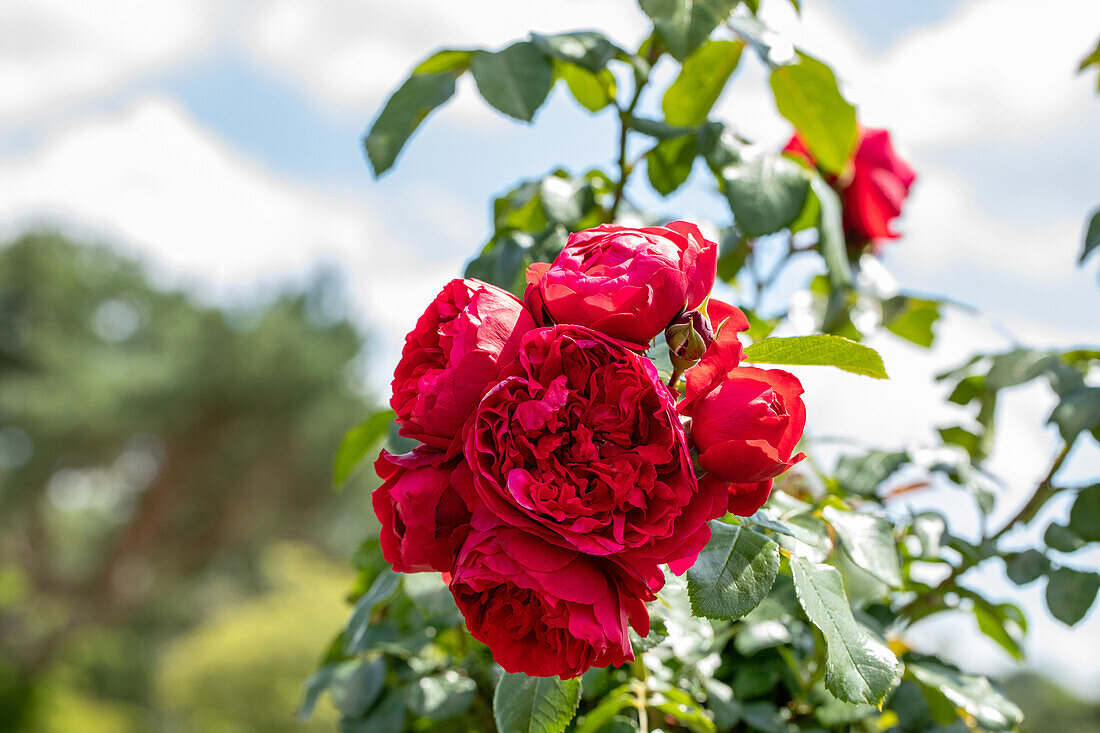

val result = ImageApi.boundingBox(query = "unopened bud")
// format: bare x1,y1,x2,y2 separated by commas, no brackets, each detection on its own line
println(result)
665,309,713,370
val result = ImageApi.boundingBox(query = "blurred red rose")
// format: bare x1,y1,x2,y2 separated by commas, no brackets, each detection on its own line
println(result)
524,221,717,347
680,335,806,516
372,448,474,574
785,127,916,248
449,525,654,678
390,278,536,455
465,324,725,570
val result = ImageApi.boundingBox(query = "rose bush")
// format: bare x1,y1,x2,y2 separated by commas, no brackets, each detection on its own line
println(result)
785,126,916,249
370,226,806,679
523,221,717,346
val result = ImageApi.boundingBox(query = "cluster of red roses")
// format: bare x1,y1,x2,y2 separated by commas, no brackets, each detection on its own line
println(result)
373,222,807,678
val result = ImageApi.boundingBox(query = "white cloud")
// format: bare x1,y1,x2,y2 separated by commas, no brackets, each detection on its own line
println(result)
0,98,464,380
243,0,651,120
0,0,219,130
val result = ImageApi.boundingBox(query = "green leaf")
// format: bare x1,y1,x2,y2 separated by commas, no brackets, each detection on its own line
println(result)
631,116,698,139
882,295,940,348
1045,523,1085,553
637,0,741,60
821,507,902,588
742,334,887,379
532,32,618,72
555,62,617,112
790,557,900,706
646,135,698,196
1004,549,1049,585
574,686,633,733
716,229,749,282
414,49,475,75
364,72,458,176
1082,206,1100,264
333,409,395,486
471,42,555,122
299,665,338,721
1046,566,1100,626
345,690,405,733
1069,483,1100,542
494,673,582,733
937,425,982,461
1083,207,1100,264
343,568,401,655
770,53,857,174
663,39,744,126
809,176,853,287
834,450,908,497
906,659,1022,731
651,687,716,733
409,672,477,721
717,146,809,237
972,601,1024,660
335,658,386,718
687,522,780,620
1049,386,1100,444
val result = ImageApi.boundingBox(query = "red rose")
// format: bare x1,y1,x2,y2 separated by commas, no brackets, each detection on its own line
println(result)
524,221,717,347
784,127,916,248
680,335,806,516
372,448,473,573
390,278,536,455
449,525,654,678
465,324,725,569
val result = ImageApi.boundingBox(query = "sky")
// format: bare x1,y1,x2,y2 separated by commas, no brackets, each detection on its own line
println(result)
2,0,1099,698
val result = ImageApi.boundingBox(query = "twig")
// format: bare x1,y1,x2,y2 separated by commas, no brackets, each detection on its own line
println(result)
609,73,647,222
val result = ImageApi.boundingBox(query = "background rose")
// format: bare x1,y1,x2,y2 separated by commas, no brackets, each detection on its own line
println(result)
465,324,725,569
449,525,653,679
372,448,473,574
681,339,806,516
525,221,717,346
785,127,916,248
390,278,535,455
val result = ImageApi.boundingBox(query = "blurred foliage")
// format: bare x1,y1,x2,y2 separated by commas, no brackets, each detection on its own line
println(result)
157,543,352,732
0,231,374,730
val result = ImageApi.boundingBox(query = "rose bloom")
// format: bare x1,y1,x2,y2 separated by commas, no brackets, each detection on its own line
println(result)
679,330,806,516
390,278,535,455
372,448,474,574
785,127,916,248
524,221,717,347
465,324,725,570
449,524,653,678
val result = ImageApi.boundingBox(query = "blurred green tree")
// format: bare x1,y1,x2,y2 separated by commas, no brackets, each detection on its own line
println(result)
0,231,372,729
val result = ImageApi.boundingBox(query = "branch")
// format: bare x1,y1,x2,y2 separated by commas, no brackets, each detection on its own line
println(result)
609,71,648,222
897,438,1076,622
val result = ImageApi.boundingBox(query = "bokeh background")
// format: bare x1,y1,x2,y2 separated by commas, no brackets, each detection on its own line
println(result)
1,0,1098,730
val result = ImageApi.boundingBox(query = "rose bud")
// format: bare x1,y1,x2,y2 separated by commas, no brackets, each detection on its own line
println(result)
784,127,916,250
449,525,655,679
524,221,717,347
665,308,713,371
372,448,473,574
390,278,536,456
680,336,806,516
